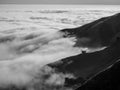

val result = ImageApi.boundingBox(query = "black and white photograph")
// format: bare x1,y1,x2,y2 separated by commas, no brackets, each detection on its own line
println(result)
0,0,120,90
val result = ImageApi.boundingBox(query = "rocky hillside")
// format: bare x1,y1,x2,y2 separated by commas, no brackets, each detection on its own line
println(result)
60,13,120,48
48,13,120,89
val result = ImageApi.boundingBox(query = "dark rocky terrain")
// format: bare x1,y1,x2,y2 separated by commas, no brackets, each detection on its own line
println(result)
76,59,120,90
48,35,120,89
48,13,120,89
61,13,120,48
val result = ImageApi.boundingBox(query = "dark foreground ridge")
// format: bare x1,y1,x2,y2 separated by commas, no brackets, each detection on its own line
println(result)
60,13,120,48
48,13,120,89
76,60,120,90
48,35,120,89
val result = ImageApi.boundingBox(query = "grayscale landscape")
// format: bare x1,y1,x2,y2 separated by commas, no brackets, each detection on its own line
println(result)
0,5,120,90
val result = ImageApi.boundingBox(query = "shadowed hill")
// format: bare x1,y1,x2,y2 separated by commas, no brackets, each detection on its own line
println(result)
61,13,120,48
76,60,120,90
48,35,120,89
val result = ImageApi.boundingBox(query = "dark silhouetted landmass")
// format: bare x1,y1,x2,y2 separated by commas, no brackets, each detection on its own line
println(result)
48,35,120,89
76,60,120,90
49,13,120,89
61,13,120,48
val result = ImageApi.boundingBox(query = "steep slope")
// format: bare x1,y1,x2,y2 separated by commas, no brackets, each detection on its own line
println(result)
48,35,120,89
76,60,120,90
60,13,120,48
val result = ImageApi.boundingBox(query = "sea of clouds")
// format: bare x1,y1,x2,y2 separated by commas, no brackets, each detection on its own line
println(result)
0,29,80,90
0,6,119,90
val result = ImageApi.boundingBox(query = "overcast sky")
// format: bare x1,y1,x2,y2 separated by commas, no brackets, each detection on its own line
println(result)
0,0,119,5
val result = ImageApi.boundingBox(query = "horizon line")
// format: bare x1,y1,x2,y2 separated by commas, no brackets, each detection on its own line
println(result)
0,4,120,5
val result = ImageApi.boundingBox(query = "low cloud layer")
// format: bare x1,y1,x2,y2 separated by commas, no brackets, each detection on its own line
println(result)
0,30,80,90
0,8,114,90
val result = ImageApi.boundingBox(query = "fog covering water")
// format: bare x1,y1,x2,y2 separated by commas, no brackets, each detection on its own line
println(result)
0,5,119,90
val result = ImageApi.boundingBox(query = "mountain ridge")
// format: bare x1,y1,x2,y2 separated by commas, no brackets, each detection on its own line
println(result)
60,13,120,48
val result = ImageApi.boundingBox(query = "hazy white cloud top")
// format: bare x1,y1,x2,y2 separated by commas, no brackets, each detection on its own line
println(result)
0,7,119,90
0,0,120,5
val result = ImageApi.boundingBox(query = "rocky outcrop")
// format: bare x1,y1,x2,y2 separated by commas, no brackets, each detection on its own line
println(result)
61,13,120,48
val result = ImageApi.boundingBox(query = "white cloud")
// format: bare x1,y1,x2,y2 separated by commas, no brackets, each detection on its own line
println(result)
0,30,80,89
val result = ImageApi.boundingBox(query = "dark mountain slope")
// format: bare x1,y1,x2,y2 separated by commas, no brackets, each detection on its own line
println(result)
76,60,120,90
48,35,120,89
61,13,120,47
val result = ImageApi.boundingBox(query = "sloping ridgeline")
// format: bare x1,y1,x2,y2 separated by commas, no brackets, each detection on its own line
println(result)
48,13,120,89
48,35,120,89
76,58,120,90
61,13,120,48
